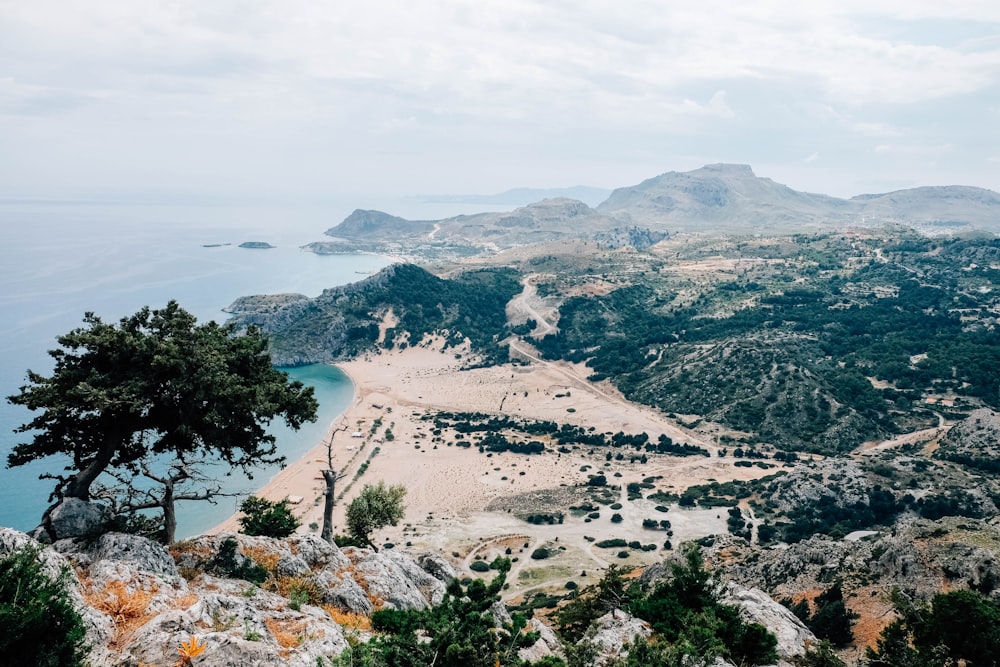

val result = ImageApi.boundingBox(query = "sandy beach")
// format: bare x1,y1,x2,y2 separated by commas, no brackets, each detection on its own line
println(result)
210,338,778,593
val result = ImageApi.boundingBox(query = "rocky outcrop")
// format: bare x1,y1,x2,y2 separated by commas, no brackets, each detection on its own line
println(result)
0,527,468,666
33,498,113,542
720,583,815,662
587,609,652,664
519,617,565,663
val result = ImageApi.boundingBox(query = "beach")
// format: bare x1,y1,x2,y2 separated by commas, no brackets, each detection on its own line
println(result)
210,338,778,592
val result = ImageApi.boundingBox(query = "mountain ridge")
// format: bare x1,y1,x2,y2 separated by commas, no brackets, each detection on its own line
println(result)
319,164,1000,253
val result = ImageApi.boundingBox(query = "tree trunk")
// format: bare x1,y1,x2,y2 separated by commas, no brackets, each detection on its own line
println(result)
321,469,337,543
162,479,177,544
64,430,122,500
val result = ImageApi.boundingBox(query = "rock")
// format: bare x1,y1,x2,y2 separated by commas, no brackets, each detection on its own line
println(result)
518,617,564,663
314,570,374,615
720,583,815,661
288,534,350,570
44,498,112,540
78,532,179,579
418,552,457,585
587,609,651,663
490,600,513,627
276,553,312,578
343,547,445,611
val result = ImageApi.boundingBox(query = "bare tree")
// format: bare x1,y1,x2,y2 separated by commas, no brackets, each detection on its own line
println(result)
93,455,240,543
321,422,349,543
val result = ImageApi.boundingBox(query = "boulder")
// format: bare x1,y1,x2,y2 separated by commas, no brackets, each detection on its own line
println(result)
587,609,651,663
720,583,815,661
342,547,445,611
418,552,457,585
65,532,180,579
44,498,113,540
518,617,564,663
288,534,350,570
314,570,374,615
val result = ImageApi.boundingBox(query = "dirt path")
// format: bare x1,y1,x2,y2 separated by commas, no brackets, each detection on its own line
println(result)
506,274,557,338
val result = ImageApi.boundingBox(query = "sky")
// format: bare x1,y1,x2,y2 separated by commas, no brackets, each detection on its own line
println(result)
1,1,998,201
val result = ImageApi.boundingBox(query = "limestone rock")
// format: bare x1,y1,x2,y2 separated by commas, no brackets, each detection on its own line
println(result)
68,532,179,579
518,617,564,663
720,583,815,661
288,534,350,570
418,552,457,585
45,498,112,540
587,609,651,663
314,570,374,615
490,600,513,627
343,547,445,611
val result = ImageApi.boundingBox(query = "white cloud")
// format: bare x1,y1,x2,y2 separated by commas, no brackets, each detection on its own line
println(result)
0,1,997,196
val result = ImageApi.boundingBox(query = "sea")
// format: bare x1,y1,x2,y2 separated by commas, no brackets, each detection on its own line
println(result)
0,194,501,538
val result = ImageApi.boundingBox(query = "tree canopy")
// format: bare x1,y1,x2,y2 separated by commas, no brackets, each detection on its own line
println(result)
345,481,406,551
7,301,319,514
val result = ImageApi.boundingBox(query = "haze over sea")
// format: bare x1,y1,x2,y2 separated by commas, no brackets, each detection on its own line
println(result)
0,195,493,538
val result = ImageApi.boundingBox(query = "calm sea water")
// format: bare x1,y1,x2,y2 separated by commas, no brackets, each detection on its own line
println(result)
0,195,487,538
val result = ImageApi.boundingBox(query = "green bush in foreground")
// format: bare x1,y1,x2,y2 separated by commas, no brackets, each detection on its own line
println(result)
0,546,89,667
238,496,301,538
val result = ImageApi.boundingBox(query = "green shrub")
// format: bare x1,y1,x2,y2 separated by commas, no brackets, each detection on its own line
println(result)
0,546,89,667
469,560,491,572
595,538,628,549
237,496,300,538
530,548,551,560
208,538,268,584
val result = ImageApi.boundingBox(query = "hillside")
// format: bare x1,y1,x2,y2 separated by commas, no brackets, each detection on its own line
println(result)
225,263,522,365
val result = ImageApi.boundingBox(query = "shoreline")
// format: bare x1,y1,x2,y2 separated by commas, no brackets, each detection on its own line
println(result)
207,340,773,553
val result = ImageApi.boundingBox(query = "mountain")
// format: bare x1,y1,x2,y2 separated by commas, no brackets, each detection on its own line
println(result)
852,185,1000,230
321,197,627,249
597,163,1000,234
597,163,853,232
316,165,1000,257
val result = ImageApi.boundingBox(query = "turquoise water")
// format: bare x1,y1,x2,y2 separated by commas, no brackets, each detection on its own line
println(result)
0,198,393,537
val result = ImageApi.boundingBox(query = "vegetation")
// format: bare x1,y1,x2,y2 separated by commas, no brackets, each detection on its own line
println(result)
534,236,1000,453
866,588,1000,667
6,301,318,534
257,264,523,364
345,481,407,551
0,545,89,667
237,496,301,538
329,559,545,667
782,583,856,647
556,548,778,666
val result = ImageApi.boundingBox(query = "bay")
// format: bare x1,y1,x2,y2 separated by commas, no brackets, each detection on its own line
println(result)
0,197,398,537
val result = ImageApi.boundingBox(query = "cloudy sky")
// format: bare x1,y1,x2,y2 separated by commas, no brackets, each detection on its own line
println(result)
1,1,998,200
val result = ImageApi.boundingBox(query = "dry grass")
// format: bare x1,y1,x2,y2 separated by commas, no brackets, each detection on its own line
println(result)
323,605,373,632
243,546,281,573
264,575,323,606
169,540,214,560
265,618,315,653
85,580,157,648
176,592,199,609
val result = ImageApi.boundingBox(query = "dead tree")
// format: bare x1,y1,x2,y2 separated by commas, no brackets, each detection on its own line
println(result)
321,422,350,543
93,456,239,543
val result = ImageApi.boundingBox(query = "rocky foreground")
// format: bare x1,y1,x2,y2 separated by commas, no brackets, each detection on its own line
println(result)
0,526,816,667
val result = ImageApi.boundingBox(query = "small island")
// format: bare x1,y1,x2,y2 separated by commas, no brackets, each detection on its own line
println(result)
238,241,275,249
